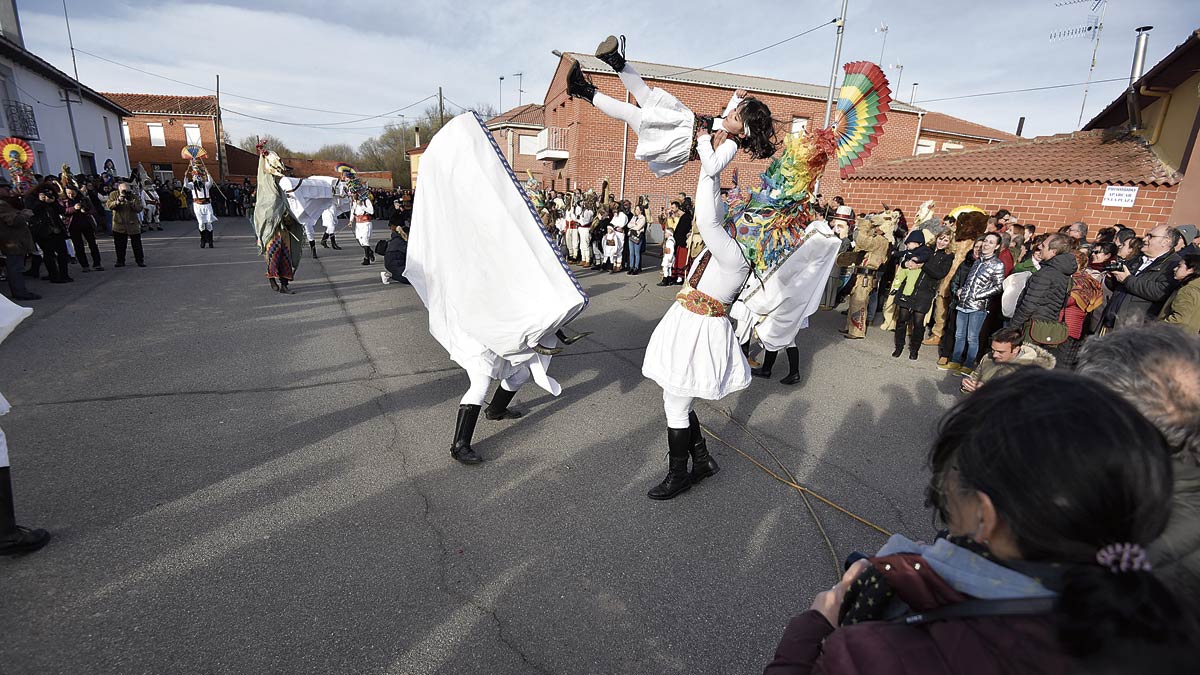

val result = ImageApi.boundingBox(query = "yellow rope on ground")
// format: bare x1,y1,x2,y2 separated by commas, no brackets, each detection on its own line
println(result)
699,423,893,538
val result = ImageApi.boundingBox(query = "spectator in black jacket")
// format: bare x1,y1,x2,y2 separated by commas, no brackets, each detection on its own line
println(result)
1102,225,1182,330
27,187,71,283
1009,233,1076,333
382,220,409,285
893,231,953,359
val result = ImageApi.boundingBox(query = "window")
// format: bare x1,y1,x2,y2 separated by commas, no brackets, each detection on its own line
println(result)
103,116,112,149
122,122,130,146
152,163,174,184
518,134,538,155
941,141,964,152
915,138,936,155
79,152,96,174
184,124,202,146
790,117,808,135
147,123,165,147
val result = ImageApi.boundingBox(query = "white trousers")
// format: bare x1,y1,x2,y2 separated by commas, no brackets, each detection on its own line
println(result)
303,218,317,243
194,203,216,230
355,221,372,247
578,231,591,264
459,366,531,406
0,426,9,467
144,204,159,223
321,209,338,235
662,391,693,429
593,65,653,129
565,227,579,257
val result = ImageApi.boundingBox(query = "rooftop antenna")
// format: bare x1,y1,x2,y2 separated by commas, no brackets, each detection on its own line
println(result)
1051,0,1109,127
889,62,904,93
875,22,889,65
512,72,525,106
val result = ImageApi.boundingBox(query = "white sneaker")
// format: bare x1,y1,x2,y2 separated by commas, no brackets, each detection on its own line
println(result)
381,271,392,284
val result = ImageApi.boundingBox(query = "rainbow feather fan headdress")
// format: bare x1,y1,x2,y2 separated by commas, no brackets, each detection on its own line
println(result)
723,61,890,274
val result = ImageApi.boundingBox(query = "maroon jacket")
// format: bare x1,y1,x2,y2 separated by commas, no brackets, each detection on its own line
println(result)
763,553,1076,675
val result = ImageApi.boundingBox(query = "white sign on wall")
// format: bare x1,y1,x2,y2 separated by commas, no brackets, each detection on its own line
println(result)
1102,185,1139,208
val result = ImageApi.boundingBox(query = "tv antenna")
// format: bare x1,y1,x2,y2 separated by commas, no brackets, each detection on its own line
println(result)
1051,0,1108,127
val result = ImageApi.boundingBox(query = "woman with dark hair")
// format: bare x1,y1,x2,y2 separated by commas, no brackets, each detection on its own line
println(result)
764,369,1195,674
1117,235,1144,271
567,36,777,178
1159,253,1200,333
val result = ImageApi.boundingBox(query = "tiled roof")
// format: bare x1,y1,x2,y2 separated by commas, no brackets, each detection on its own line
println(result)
486,104,544,128
566,53,923,114
920,111,1019,142
848,129,1181,186
101,93,218,116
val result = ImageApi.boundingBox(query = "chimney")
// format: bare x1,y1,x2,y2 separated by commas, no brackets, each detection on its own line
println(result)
415,127,421,148
1130,26,1153,85
1126,27,1153,130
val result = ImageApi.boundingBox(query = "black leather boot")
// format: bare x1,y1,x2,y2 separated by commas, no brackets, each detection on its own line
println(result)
688,411,719,483
269,278,279,292
330,235,342,250
310,240,319,259
566,61,596,102
278,279,294,294
321,233,330,248
484,385,523,420
361,246,371,265
595,35,626,72
0,467,51,556
751,349,777,378
647,428,693,500
780,346,802,385
208,231,215,247
199,231,206,248
451,404,484,465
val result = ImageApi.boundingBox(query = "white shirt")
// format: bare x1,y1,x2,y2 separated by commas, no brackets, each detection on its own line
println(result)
579,208,595,226
611,211,629,232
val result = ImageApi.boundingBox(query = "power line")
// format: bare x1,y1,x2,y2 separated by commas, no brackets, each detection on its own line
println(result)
914,76,1126,104
661,19,838,77
73,48,414,121
222,95,436,128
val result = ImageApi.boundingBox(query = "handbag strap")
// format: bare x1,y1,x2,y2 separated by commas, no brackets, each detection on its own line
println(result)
893,597,1056,626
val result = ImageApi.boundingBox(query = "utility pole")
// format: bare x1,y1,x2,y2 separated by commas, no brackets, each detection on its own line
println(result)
60,0,82,171
499,76,505,113
438,87,445,127
822,0,850,128
215,74,225,181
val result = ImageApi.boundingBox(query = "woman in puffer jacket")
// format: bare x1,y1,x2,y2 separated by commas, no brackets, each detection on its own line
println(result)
948,233,1006,375
764,370,1195,675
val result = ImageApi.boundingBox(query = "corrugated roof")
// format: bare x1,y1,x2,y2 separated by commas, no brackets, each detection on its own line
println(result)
566,52,923,114
486,103,544,128
848,129,1180,186
920,111,1019,142
101,93,218,116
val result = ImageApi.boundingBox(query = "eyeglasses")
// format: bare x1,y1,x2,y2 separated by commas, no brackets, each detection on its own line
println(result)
1145,233,1167,241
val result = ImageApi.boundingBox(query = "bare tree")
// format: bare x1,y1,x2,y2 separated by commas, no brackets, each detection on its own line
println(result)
237,134,292,156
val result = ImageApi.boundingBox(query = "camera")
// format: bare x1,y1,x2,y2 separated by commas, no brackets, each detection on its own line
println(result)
1104,260,1127,273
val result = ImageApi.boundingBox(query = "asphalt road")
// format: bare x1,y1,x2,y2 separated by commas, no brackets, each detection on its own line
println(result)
0,219,965,674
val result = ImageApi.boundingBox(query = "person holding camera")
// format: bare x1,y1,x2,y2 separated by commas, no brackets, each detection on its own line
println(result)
764,370,1196,674
1099,225,1181,331
27,186,71,283
106,182,146,268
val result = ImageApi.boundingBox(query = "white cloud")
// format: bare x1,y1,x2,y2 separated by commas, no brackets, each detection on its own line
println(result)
16,0,1196,152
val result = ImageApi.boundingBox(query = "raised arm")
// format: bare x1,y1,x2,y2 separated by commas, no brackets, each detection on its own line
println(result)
722,90,745,118
697,130,738,179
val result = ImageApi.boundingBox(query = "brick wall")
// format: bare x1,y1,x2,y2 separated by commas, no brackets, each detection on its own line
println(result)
490,127,544,183
542,59,922,213
840,178,1179,235
279,156,391,185
123,112,219,179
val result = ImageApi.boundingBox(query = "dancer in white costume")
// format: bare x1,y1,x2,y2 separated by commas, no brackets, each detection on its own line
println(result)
640,124,752,500
319,203,343,250
0,296,50,555
732,219,843,385
351,196,374,265
567,36,778,177
406,113,588,465
187,164,217,248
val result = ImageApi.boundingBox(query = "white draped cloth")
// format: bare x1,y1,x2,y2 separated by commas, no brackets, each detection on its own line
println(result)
0,295,33,467
406,113,588,395
731,220,843,352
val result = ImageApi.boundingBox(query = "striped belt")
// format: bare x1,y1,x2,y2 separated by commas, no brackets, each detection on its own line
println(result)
675,286,729,318
194,198,210,205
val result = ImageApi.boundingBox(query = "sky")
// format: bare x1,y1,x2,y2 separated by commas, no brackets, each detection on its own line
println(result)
15,0,1199,153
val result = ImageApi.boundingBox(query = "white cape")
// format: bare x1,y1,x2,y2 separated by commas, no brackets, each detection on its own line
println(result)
279,175,346,230
731,220,842,352
1,295,33,465
406,112,588,395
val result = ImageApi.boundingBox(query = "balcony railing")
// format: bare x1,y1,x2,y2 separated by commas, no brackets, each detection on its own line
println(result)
534,127,569,161
3,99,38,140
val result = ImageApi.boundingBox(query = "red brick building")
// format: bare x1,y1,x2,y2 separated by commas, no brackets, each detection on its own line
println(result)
539,53,941,210
915,111,1019,155
840,130,1181,234
486,104,545,184
102,93,230,182
276,157,393,188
